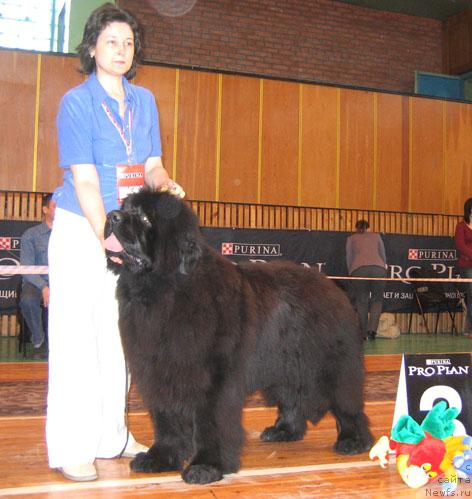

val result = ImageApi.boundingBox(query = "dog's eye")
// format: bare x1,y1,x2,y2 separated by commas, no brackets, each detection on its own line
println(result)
141,214,151,226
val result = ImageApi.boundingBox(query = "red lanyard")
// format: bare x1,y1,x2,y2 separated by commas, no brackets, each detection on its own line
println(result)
101,102,133,164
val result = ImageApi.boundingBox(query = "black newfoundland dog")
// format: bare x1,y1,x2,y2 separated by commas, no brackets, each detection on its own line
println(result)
104,190,373,484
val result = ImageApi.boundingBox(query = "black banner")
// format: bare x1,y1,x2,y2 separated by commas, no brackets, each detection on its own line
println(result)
403,353,472,435
0,220,36,311
0,221,461,314
202,227,460,313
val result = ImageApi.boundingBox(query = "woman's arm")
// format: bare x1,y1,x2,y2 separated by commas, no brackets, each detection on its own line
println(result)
144,156,185,197
71,164,107,247
144,156,170,190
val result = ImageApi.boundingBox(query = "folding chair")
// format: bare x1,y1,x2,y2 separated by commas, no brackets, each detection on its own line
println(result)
407,268,462,335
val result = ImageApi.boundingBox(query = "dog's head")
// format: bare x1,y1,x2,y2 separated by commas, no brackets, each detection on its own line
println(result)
104,189,203,276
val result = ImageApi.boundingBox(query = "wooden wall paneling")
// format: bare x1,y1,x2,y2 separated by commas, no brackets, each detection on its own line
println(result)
384,212,392,233
339,89,375,209
299,84,338,208
370,210,380,232
2,48,472,219
444,101,472,215
385,212,394,233
134,65,177,177
266,206,274,228
175,70,218,200
287,207,294,229
0,192,5,219
222,204,232,227
375,93,408,212
328,209,337,230
255,205,263,228
0,191,43,221
409,97,445,214
298,208,305,228
248,205,255,227
36,55,82,193
0,51,37,191
316,208,324,229
311,208,319,230
394,213,401,233
400,213,408,234
260,79,299,206
247,205,256,228
344,209,354,232
219,75,260,203
272,207,280,229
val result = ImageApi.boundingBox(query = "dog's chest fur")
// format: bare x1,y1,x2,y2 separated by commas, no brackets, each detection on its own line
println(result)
116,271,253,409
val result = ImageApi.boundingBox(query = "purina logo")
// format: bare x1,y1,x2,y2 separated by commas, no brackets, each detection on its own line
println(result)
221,242,281,257
0,237,21,251
426,358,451,366
408,248,456,260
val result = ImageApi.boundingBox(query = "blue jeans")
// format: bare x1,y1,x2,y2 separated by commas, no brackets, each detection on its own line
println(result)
460,268,472,329
350,265,387,337
20,281,46,347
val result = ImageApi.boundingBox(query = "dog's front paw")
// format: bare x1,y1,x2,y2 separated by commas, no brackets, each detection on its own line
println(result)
130,450,179,473
260,425,304,442
334,434,373,455
182,464,223,484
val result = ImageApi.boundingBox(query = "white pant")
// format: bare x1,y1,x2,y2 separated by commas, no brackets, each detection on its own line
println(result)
46,208,134,468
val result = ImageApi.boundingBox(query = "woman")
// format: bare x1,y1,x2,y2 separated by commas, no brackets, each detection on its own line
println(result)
346,220,387,340
454,197,472,337
46,3,182,481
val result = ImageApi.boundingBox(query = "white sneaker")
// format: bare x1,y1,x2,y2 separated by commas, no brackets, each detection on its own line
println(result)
122,441,149,458
59,463,98,481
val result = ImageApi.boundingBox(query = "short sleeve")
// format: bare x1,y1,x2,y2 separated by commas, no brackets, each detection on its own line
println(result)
57,90,95,167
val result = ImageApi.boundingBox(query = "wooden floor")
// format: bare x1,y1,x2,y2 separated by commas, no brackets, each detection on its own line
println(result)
0,357,460,498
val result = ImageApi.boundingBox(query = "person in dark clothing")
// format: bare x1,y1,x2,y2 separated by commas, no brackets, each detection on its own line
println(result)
20,193,55,358
346,220,387,340
454,197,472,337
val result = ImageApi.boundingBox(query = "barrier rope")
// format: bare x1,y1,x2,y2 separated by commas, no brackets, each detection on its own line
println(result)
328,276,472,282
0,265,471,282
0,266,48,275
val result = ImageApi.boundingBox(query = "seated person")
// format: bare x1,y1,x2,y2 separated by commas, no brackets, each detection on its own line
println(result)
20,193,55,357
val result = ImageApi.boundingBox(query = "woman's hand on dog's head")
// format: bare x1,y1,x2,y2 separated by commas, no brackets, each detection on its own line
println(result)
160,180,186,199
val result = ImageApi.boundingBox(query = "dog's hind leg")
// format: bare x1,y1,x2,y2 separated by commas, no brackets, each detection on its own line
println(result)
130,408,191,473
259,387,307,442
329,371,374,455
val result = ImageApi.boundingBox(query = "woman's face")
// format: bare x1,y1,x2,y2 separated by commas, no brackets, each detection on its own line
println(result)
90,22,134,79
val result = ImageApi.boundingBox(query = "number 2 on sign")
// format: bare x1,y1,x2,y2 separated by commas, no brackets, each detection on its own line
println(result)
419,385,466,435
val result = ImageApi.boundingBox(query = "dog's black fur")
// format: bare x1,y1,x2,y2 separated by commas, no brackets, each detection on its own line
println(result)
104,190,373,484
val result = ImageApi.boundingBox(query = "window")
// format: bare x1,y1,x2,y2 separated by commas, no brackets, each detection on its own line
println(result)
0,0,68,52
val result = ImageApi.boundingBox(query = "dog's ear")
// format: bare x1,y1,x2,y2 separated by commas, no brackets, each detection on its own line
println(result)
178,236,202,275
155,192,182,219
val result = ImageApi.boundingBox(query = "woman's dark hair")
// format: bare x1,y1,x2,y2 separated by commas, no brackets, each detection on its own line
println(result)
76,3,143,80
463,197,472,224
355,220,369,233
